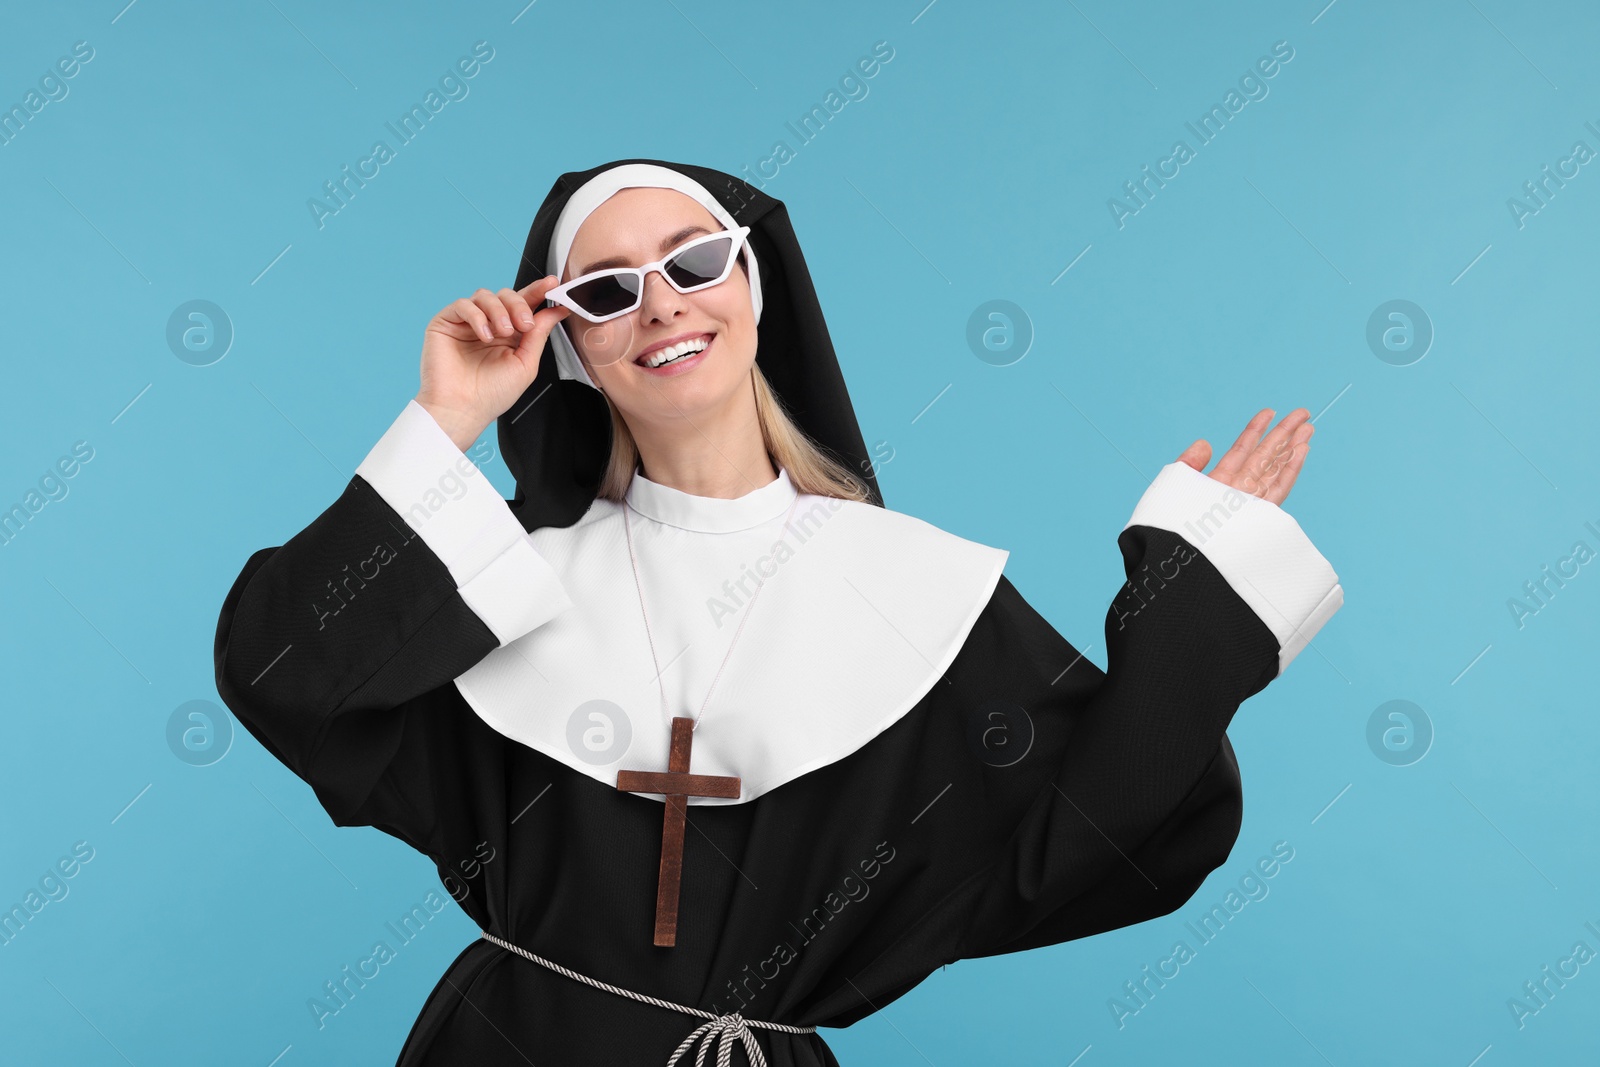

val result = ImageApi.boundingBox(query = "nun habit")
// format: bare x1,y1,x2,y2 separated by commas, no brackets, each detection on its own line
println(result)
213,158,1344,1066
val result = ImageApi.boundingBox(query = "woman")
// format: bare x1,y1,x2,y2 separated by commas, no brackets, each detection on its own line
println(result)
213,159,1342,1066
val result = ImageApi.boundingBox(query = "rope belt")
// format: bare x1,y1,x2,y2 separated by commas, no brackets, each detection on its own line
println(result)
478,930,817,1067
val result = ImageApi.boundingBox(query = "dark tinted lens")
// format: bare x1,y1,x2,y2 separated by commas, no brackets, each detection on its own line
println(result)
568,273,642,318
665,236,734,289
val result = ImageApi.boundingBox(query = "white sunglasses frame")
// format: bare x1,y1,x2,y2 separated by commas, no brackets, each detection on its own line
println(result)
544,225,753,324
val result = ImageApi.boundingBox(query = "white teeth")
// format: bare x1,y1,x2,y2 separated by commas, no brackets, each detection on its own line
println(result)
640,336,711,368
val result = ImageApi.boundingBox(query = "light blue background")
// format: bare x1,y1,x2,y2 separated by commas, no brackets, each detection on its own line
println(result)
3,1,1596,1064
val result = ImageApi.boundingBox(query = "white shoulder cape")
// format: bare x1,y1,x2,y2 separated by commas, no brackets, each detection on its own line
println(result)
358,402,1008,806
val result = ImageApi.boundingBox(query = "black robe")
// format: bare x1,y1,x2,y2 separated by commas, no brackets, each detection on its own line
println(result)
212,471,1278,1066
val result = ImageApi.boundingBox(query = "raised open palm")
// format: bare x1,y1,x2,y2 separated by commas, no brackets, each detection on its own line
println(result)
1176,407,1314,506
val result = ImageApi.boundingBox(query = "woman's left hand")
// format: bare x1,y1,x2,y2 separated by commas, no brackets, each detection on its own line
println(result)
1175,407,1313,506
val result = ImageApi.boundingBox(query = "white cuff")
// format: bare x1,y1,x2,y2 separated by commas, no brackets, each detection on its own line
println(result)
1122,462,1343,676
355,400,573,646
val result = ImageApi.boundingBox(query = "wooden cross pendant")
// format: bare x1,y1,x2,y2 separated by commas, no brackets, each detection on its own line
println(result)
615,716,741,947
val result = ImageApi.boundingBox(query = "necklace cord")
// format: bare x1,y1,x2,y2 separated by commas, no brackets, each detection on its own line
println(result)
622,480,802,733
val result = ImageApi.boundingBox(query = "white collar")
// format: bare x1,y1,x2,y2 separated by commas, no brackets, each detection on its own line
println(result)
453,488,1009,806
624,466,797,533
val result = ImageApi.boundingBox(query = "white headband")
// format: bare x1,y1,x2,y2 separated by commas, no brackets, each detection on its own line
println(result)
544,163,764,390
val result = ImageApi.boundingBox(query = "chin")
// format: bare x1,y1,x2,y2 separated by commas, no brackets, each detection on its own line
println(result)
625,359,755,424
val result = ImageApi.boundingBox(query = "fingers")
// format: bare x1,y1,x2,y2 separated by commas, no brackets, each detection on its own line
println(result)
1262,425,1312,506
446,279,569,346
471,289,514,341
1248,408,1311,490
503,276,567,325
1208,408,1274,484
510,278,570,365
518,274,564,304
519,278,571,335
499,287,537,331
1219,409,1305,493
449,296,493,342
1201,407,1316,501
1243,411,1312,502
1176,438,1211,471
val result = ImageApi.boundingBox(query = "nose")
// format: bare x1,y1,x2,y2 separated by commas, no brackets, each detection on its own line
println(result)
636,267,688,324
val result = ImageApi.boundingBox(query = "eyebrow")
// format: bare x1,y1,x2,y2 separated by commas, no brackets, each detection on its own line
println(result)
575,224,713,277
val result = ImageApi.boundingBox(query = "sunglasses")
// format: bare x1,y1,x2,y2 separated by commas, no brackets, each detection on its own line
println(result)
545,225,752,324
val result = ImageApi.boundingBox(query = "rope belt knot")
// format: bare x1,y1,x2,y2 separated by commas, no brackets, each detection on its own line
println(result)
670,1011,765,1067
478,930,814,1067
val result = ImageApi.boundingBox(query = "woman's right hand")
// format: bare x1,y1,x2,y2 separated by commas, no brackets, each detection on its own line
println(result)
415,277,571,451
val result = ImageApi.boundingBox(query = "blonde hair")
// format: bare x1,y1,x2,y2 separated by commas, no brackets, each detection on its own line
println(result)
591,363,875,504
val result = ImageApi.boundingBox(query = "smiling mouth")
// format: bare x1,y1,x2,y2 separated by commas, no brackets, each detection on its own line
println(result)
635,333,715,369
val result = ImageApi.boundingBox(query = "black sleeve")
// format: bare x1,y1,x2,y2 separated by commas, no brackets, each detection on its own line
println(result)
212,474,505,835
953,525,1281,959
